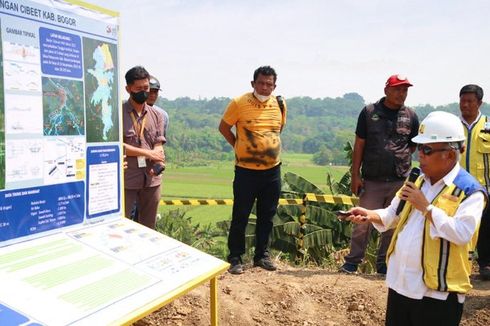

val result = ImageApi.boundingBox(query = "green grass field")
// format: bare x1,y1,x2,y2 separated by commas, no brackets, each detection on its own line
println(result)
159,153,349,226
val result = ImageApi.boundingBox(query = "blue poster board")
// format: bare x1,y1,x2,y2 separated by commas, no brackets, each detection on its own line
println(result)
0,0,122,245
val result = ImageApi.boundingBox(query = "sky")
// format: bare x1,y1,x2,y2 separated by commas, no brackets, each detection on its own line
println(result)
87,0,490,106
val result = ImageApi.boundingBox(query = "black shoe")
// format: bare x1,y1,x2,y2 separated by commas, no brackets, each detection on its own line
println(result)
339,262,358,274
228,258,243,275
480,266,490,280
254,256,277,271
376,264,387,275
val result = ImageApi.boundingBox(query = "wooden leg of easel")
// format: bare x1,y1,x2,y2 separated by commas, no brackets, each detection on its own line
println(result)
210,277,218,326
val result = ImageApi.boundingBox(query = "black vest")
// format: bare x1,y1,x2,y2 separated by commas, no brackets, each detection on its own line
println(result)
361,100,415,181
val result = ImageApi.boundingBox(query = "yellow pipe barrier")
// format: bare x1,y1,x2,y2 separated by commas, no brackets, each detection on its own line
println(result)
304,193,359,206
160,199,234,206
160,194,358,207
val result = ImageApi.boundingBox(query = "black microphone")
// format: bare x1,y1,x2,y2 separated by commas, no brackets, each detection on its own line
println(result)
395,167,421,215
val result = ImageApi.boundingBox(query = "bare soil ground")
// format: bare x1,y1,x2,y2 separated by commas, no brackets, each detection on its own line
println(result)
134,262,490,326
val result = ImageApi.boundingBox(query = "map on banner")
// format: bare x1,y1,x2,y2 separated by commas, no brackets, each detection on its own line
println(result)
42,76,85,136
84,38,118,143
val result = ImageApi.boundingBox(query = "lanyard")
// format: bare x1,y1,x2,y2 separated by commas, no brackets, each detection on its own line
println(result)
130,111,147,145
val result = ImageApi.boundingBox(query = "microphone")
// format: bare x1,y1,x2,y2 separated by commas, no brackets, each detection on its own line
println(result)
395,167,421,215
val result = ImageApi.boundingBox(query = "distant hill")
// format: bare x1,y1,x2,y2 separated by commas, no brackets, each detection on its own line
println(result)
157,94,490,165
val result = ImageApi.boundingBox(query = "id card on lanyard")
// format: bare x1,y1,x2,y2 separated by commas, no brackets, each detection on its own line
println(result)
130,111,147,168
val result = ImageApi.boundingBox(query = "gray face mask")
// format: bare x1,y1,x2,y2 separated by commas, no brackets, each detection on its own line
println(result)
131,90,149,104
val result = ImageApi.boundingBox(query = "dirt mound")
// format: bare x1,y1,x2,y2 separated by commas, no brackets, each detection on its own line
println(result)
135,262,490,326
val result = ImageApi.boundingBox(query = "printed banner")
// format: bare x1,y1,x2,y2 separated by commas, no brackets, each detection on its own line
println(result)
0,0,122,243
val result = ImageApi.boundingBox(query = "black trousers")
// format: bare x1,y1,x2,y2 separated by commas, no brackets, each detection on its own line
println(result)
477,204,490,268
227,165,281,262
385,288,463,326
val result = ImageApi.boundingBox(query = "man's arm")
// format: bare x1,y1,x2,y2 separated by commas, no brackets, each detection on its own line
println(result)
351,136,365,195
347,207,383,225
219,119,236,147
348,195,401,232
124,143,164,162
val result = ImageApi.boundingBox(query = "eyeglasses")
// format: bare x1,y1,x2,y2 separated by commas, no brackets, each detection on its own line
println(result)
417,144,452,156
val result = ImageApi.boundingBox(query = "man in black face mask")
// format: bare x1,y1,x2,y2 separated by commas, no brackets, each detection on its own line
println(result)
122,66,166,229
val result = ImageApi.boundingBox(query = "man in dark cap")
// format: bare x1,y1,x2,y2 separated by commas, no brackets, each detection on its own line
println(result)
147,75,169,138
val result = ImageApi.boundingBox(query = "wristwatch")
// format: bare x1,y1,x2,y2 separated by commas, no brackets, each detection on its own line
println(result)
423,204,435,218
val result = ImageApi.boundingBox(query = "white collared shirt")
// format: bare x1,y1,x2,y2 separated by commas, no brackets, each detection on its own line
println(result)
461,111,482,129
373,163,485,303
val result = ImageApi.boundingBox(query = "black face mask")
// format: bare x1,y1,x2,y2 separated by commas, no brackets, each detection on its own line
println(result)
131,91,149,104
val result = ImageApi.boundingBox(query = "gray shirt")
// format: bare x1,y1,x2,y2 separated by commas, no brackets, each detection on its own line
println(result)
123,101,166,189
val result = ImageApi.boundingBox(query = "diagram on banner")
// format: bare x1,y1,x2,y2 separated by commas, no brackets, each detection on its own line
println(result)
84,38,118,143
70,221,178,264
5,139,43,182
42,77,84,136
43,137,85,184
3,61,41,92
2,42,40,64
4,94,43,134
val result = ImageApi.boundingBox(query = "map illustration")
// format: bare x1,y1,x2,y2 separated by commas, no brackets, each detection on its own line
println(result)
42,77,84,136
83,38,119,142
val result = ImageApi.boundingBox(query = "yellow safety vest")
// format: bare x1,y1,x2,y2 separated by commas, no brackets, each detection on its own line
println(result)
460,115,490,189
387,174,481,293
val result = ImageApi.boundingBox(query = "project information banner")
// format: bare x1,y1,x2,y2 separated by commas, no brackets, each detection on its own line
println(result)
0,0,121,244
0,2,229,326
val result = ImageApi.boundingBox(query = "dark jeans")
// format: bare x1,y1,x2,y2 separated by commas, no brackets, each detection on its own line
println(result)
385,288,463,326
227,165,281,262
344,179,403,269
477,203,490,268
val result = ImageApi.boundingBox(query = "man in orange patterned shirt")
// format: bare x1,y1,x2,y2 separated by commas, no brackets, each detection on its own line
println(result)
219,66,286,274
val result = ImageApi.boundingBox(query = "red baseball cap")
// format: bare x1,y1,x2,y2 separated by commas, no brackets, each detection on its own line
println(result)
385,74,413,87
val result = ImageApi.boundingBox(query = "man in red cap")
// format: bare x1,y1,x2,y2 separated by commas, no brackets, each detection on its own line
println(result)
340,74,420,275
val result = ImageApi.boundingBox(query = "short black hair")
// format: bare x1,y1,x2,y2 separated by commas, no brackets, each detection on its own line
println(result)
460,84,483,101
125,66,150,85
253,66,277,83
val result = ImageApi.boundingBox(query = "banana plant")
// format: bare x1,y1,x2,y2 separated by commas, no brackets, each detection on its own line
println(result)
243,141,357,264
270,171,353,263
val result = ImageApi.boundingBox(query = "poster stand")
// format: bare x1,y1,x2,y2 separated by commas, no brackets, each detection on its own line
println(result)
0,1,228,325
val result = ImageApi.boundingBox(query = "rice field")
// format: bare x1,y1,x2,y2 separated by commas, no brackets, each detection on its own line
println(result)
159,153,348,225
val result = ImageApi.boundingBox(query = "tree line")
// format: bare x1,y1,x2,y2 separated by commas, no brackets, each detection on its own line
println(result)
157,94,490,166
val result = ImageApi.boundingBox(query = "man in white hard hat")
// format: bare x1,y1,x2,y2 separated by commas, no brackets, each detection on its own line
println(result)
345,111,486,325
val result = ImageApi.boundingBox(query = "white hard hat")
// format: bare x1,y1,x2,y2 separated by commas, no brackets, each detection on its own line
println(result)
411,111,465,144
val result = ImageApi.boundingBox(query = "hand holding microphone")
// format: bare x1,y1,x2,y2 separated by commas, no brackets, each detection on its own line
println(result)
396,167,430,214
395,167,420,215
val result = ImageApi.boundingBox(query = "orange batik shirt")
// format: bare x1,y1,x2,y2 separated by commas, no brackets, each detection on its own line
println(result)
222,92,286,170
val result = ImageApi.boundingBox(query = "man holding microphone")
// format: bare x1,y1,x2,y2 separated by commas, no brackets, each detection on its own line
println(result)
345,111,486,326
